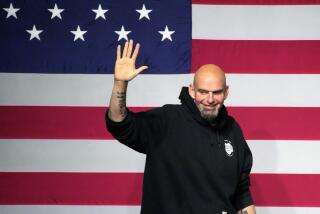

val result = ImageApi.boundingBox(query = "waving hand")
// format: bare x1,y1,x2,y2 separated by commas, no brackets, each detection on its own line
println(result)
114,40,148,82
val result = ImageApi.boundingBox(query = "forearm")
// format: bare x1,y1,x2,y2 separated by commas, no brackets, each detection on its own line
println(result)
108,40,147,122
108,80,128,122
237,205,256,214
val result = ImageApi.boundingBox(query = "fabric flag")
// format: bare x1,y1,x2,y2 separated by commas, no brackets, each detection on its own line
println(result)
0,0,190,74
1,0,320,213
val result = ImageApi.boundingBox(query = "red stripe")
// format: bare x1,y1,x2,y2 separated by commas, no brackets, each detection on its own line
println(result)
192,40,320,74
251,173,320,207
0,172,142,205
228,107,320,140
0,106,110,140
1,172,319,206
0,106,148,140
1,106,320,140
192,0,320,5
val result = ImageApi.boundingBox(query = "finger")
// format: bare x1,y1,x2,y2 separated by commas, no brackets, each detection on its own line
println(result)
116,45,121,61
131,43,140,61
135,66,149,75
127,39,133,58
122,41,129,58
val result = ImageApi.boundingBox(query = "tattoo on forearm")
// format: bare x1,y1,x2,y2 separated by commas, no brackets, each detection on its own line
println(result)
241,210,248,214
116,91,127,117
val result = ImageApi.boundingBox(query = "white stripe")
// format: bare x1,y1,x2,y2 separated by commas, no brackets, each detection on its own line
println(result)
192,5,320,40
227,74,320,107
0,139,146,172
249,140,320,174
0,205,319,214
1,73,320,107
1,139,319,174
0,205,141,214
256,207,320,214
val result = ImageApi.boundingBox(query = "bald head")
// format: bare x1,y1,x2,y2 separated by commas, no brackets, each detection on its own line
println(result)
193,64,227,89
188,64,229,121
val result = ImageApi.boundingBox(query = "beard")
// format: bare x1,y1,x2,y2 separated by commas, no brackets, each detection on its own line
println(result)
198,104,222,122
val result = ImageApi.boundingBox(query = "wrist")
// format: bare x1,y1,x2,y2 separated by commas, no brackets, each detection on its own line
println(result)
114,80,128,88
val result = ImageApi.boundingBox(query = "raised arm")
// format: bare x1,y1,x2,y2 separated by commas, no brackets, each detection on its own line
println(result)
108,40,148,122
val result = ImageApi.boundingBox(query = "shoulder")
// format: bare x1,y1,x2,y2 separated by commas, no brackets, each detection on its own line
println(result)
136,104,181,116
146,104,183,115
131,105,183,124
224,115,243,134
162,104,183,111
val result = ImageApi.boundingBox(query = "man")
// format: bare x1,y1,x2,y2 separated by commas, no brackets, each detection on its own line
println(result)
106,40,256,214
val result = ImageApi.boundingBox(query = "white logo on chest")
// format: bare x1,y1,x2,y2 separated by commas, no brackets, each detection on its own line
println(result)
224,140,233,157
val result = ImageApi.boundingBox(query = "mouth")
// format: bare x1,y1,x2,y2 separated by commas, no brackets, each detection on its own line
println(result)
202,103,221,111
203,106,217,111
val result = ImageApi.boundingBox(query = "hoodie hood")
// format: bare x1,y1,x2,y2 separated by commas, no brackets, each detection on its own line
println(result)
178,87,229,130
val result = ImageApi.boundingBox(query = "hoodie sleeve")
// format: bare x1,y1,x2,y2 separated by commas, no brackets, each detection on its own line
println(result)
233,123,254,210
105,107,167,154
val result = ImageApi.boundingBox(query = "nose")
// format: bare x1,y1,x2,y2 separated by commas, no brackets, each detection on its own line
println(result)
207,92,214,103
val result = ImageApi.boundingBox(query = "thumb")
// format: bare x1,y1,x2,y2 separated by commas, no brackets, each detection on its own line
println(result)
135,66,149,75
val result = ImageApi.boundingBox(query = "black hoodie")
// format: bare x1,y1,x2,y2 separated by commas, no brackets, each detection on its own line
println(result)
106,87,254,214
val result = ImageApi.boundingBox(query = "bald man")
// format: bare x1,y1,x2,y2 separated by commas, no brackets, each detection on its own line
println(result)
106,40,256,214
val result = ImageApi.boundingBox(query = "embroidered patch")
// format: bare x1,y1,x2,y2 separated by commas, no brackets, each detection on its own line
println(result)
224,140,233,157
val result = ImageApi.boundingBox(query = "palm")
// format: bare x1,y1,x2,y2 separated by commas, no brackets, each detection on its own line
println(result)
114,40,148,81
115,58,136,81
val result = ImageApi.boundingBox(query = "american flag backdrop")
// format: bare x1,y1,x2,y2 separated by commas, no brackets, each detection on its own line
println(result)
1,0,320,213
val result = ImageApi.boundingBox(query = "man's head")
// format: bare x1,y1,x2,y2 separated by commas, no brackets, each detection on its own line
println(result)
188,64,229,122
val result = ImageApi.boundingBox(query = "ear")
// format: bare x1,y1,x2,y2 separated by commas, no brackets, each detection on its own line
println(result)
188,84,195,99
224,85,229,100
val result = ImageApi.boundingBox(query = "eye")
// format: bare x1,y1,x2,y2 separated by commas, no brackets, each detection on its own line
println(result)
197,89,209,95
212,89,224,95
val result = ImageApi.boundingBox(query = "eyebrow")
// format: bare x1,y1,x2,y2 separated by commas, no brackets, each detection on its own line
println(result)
197,88,225,94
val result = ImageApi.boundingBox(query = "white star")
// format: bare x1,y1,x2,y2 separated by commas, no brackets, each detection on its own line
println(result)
114,25,131,41
26,25,43,41
48,3,64,20
3,3,20,19
136,4,152,20
92,4,108,20
70,25,87,41
158,25,175,41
